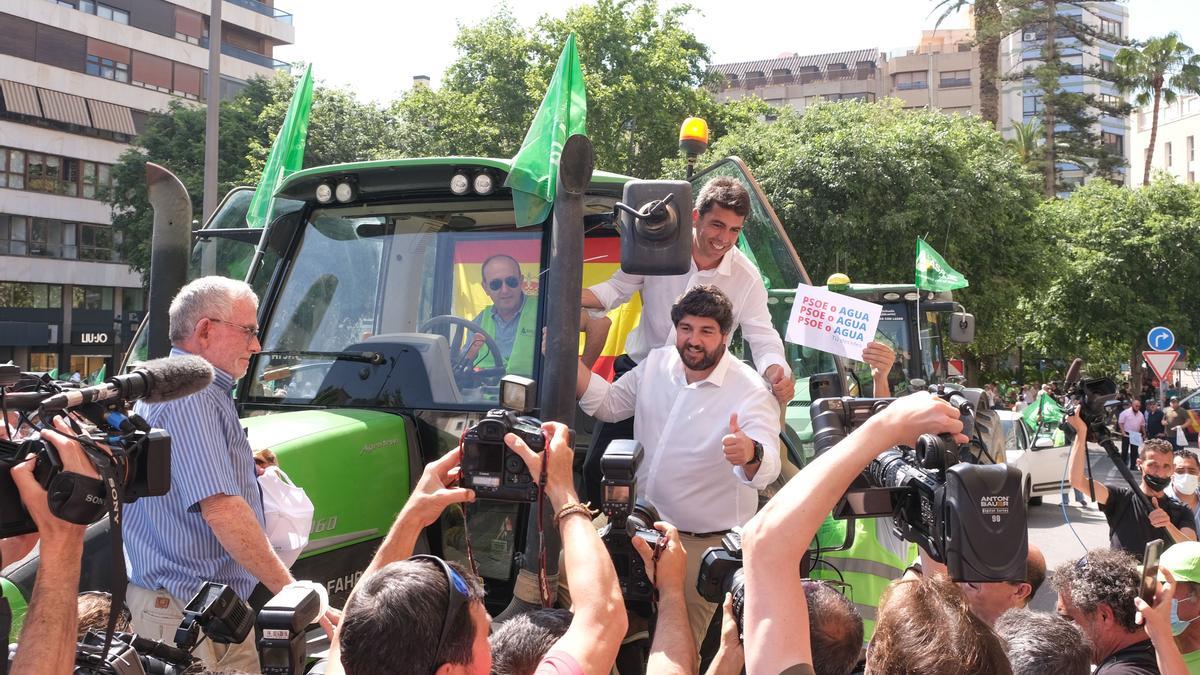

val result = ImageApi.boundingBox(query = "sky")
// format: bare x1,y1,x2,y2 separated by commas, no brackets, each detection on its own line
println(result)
272,0,1200,104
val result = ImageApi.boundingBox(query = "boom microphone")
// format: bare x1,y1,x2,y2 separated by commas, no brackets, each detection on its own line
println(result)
34,356,214,412
1064,358,1084,389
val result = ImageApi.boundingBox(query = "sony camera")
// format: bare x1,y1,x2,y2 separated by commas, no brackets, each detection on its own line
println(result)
0,366,172,538
461,408,543,502
598,439,662,608
810,387,1028,583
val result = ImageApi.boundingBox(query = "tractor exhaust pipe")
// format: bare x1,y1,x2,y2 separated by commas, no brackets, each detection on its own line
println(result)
145,162,192,359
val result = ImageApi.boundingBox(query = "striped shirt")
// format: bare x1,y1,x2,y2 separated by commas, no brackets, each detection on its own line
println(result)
125,348,264,602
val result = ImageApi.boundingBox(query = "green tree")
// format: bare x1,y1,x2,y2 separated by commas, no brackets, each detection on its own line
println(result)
1116,33,1200,186
1008,117,1043,170
1025,179,1200,389
672,101,1045,379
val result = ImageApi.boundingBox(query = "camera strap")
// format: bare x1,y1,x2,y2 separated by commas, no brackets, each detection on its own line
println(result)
537,459,551,608
80,439,127,662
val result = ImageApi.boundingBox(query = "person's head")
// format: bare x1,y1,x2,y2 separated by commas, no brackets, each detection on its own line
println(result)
670,285,733,372
76,591,131,640
169,276,261,378
804,580,863,675
1132,399,1142,411
692,177,750,264
958,544,1047,626
1139,439,1176,494
480,254,525,319
488,608,572,675
1052,548,1141,665
868,575,1012,675
1174,449,1200,498
339,557,489,675
1160,541,1200,637
993,608,1092,675
1171,396,1181,409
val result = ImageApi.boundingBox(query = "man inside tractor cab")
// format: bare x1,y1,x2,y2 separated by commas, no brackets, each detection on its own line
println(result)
467,254,538,378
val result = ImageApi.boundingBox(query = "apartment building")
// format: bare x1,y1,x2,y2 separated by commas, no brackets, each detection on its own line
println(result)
0,0,293,377
1130,93,1200,185
886,29,981,116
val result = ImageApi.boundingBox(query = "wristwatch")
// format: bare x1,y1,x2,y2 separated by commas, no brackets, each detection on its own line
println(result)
747,440,764,466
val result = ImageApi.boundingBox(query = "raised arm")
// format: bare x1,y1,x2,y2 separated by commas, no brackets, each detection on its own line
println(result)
585,268,646,312
1067,410,1108,504
633,523,695,675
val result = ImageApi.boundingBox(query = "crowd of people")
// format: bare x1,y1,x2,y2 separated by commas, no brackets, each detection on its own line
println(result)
7,177,1200,675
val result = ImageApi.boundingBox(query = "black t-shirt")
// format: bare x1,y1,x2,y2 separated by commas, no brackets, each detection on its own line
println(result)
1101,483,1196,555
1147,410,1165,437
1096,639,1160,674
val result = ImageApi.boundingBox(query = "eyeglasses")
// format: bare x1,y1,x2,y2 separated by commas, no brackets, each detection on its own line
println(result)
207,317,260,340
486,276,521,291
410,554,469,669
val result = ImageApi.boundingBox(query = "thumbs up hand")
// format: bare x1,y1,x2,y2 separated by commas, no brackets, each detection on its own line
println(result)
722,412,754,466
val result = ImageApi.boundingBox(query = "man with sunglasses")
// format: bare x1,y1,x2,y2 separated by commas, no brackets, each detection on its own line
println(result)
124,277,336,673
466,254,540,377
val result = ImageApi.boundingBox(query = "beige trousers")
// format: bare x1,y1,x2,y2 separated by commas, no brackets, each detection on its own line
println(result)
679,531,727,649
126,583,261,673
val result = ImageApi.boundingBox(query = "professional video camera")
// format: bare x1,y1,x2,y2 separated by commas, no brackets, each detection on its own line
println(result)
809,387,1028,583
71,581,253,675
0,355,213,537
598,439,663,609
460,376,543,502
1057,358,1120,432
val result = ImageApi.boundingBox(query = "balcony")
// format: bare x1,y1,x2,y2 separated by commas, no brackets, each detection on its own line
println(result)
200,38,291,70
225,0,293,24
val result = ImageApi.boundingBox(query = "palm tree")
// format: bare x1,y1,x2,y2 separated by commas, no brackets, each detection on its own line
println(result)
1116,33,1200,185
1008,117,1043,168
932,0,1002,128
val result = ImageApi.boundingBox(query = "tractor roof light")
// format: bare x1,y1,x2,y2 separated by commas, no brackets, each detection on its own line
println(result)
450,172,471,196
473,171,495,196
315,183,334,204
826,273,851,291
335,179,357,203
679,117,709,156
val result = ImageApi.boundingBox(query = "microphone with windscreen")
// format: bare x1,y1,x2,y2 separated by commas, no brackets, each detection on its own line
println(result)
1064,358,1084,390
2,356,214,414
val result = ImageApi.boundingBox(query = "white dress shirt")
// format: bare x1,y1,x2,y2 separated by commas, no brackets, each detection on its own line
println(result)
587,245,788,376
579,345,782,533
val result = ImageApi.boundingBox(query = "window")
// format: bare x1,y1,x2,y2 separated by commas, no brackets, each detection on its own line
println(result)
1064,55,1084,75
29,353,58,373
30,218,75,259
939,70,971,88
0,282,62,308
122,287,144,313
79,223,114,261
1101,132,1123,154
1188,136,1194,162
1100,58,1115,74
1167,142,1173,167
80,1,128,24
1023,94,1043,116
1098,93,1121,106
72,285,113,310
828,63,849,79
798,66,821,84
1100,17,1121,39
86,54,130,82
81,161,110,199
0,214,28,255
894,72,928,90
0,148,25,189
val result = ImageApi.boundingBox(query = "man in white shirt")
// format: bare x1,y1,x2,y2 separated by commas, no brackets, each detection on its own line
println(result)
575,284,781,647
1118,399,1146,471
581,176,793,405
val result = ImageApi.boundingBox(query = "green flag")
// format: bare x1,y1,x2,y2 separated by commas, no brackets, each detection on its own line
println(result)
90,364,107,385
505,34,587,227
48,367,58,379
246,64,314,230
1021,391,1063,431
915,239,968,292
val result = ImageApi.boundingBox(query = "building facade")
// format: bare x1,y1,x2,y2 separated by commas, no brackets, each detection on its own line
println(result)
1130,93,1200,186
0,0,294,377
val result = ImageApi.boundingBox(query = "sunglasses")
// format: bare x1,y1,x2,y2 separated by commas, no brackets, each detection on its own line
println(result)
486,276,521,291
410,555,470,669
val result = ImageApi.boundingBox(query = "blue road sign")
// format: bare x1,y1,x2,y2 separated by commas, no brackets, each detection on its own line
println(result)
1148,326,1175,351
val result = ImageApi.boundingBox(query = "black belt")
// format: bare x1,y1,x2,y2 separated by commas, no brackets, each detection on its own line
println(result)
677,529,731,539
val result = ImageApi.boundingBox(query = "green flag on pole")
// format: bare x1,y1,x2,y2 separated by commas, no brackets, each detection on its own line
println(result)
915,239,969,292
90,364,107,385
1021,391,1063,431
504,34,587,227
48,367,58,379
246,64,314,230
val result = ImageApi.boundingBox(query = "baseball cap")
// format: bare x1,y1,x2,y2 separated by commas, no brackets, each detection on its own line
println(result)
1172,396,1181,401
1160,542,1200,584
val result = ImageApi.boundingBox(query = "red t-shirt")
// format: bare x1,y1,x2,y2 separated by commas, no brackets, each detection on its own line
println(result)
534,650,584,675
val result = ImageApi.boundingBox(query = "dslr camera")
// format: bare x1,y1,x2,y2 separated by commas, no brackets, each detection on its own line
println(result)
460,376,543,502
810,387,1028,583
598,439,662,609
696,530,746,638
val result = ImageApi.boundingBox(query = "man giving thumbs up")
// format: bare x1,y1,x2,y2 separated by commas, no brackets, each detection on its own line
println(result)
723,412,766,480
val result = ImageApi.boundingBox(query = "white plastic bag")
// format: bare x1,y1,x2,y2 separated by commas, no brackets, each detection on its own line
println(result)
1178,426,1189,448
259,465,314,567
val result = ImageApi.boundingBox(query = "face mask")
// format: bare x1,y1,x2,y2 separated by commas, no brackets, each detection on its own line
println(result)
1174,473,1200,496
1171,597,1198,635
1145,473,1173,492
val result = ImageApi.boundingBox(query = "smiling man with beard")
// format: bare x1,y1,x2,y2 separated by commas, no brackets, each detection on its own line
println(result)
575,284,781,650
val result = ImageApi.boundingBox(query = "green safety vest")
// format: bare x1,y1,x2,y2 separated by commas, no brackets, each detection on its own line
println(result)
1,575,26,642
809,514,916,642
474,298,538,377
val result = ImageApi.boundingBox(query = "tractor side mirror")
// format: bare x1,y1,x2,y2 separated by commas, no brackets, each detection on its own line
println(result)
949,312,975,344
615,180,692,276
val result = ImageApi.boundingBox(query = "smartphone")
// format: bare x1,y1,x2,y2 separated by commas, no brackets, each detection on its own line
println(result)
1140,538,1165,605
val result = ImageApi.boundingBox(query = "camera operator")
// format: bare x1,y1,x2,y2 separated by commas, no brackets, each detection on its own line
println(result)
7,417,103,674
123,277,337,673
575,284,781,649
740,392,966,673
908,543,1046,626
1067,409,1197,555
328,422,627,674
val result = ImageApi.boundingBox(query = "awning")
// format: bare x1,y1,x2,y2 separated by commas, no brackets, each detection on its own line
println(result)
0,80,42,117
86,98,136,135
37,88,91,127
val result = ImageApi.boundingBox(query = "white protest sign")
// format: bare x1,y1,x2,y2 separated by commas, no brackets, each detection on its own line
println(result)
784,284,882,361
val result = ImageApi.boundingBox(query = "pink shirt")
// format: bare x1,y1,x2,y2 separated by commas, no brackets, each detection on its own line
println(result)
535,650,584,675
1119,407,1146,434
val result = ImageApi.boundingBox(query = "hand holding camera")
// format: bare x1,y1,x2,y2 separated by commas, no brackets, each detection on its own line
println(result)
401,447,476,528
12,416,103,548
506,421,575,511
867,391,967,450
631,521,686,592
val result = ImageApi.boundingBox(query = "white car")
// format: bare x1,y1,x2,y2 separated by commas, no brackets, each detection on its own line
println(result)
998,410,1071,505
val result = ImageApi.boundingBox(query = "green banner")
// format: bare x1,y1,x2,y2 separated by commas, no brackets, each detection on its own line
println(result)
48,367,58,379
504,34,587,227
246,64,314,230
1021,391,1063,431
90,364,107,385
915,239,968,292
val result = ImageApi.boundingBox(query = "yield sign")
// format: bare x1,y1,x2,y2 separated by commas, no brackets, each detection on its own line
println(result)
1144,350,1179,381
